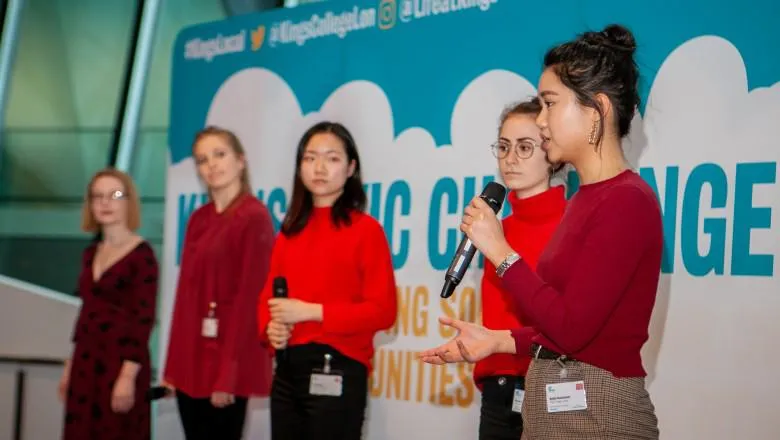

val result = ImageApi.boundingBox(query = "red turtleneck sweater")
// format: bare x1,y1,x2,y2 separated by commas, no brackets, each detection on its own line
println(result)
474,186,566,387
257,207,398,372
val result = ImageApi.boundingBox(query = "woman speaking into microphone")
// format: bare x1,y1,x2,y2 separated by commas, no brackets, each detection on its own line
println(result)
420,24,663,439
257,121,397,440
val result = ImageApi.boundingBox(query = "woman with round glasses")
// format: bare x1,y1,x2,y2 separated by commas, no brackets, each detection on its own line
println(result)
475,98,566,440
59,168,159,440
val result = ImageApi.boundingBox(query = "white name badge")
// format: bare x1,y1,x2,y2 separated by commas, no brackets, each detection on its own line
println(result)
546,381,587,413
201,317,218,338
511,387,525,413
309,373,343,397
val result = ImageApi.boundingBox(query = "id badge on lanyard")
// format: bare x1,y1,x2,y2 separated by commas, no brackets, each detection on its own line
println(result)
201,301,218,338
545,356,587,413
309,353,343,397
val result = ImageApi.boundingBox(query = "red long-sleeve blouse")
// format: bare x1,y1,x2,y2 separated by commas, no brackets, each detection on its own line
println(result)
164,193,275,398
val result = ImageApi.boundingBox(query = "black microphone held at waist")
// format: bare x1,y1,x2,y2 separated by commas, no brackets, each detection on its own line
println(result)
440,182,507,299
272,276,289,362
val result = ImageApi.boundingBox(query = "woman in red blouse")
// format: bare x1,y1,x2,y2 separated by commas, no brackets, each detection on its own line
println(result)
420,25,662,439
162,127,275,439
257,121,397,440
59,168,159,440
475,98,566,440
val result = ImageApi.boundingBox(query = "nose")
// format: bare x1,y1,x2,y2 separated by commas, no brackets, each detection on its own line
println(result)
314,157,326,173
535,109,547,129
505,148,520,165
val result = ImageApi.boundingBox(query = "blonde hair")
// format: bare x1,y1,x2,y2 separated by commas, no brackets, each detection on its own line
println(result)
81,167,141,232
192,126,252,198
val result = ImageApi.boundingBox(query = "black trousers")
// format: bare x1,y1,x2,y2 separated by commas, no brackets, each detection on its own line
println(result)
175,390,248,440
271,343,368,440
478,375,525,440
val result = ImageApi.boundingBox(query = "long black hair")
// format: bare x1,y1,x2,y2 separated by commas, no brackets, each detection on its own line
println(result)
280,121,366,236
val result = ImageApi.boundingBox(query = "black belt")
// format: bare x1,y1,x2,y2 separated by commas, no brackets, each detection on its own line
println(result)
530,343,575,363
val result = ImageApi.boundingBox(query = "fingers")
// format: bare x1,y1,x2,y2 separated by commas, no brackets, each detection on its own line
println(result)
418,341,465,365
470,196,490,210
418,354,447,365
211,393,234,408
267,320,292,346
438,316,465,333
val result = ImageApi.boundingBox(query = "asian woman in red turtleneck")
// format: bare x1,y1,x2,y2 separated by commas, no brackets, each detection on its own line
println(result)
257,121,397,440
162,126,275,440
475,98,566,440
421,25,663,440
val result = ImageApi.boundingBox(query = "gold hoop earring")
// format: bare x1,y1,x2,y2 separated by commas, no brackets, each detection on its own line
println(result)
588,120,599,145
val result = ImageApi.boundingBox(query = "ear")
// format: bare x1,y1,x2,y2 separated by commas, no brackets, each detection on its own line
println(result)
347,159,357,178
594,93,611,122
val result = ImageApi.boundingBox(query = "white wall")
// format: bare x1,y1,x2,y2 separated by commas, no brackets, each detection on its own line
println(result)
0,275,79,440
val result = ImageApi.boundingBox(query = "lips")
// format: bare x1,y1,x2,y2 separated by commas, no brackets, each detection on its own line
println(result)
540,134,551,151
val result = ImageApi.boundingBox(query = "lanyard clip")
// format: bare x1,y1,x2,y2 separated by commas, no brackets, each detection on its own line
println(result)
323,353,332,374
208,301,217,317
556,355,568,379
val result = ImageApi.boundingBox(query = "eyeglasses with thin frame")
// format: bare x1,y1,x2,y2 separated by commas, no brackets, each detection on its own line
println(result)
89,190,127,202
490,140,540,160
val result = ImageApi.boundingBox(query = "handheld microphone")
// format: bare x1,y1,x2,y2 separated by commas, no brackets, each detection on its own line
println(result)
272,276,289,362
440,182,507,299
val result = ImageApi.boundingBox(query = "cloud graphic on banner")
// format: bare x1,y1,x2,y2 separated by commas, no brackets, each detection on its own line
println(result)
638,35,779,278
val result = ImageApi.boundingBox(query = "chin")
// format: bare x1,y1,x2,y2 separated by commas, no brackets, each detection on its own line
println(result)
503,177,528,191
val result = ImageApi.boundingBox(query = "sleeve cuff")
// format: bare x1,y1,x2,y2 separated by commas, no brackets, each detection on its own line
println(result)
510,327,536,358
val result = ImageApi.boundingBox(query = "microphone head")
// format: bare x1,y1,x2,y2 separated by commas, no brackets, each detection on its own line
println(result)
480,182,507,213
273,276,288,298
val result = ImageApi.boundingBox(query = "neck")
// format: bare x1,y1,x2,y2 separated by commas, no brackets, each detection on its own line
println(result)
513,181,550,200
573,139,628,185
313,190,343,208
212,180,243,213
102,224,133,246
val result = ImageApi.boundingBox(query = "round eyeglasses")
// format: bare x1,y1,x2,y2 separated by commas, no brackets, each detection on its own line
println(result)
89,190,127,202
490,140,539,160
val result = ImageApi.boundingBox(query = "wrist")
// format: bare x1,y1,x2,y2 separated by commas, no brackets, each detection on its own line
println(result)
494,329,517,355
487,242,516,268
307,303,324,322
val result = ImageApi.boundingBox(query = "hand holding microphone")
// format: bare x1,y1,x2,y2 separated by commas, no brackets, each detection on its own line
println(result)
460,188,511,261
441,182,511,298
268,277,293,360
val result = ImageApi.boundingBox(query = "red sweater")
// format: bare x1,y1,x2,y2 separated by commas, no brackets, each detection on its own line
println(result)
507,170,663,377
164,193,275,398
474,186,565,386
257,207,397,372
